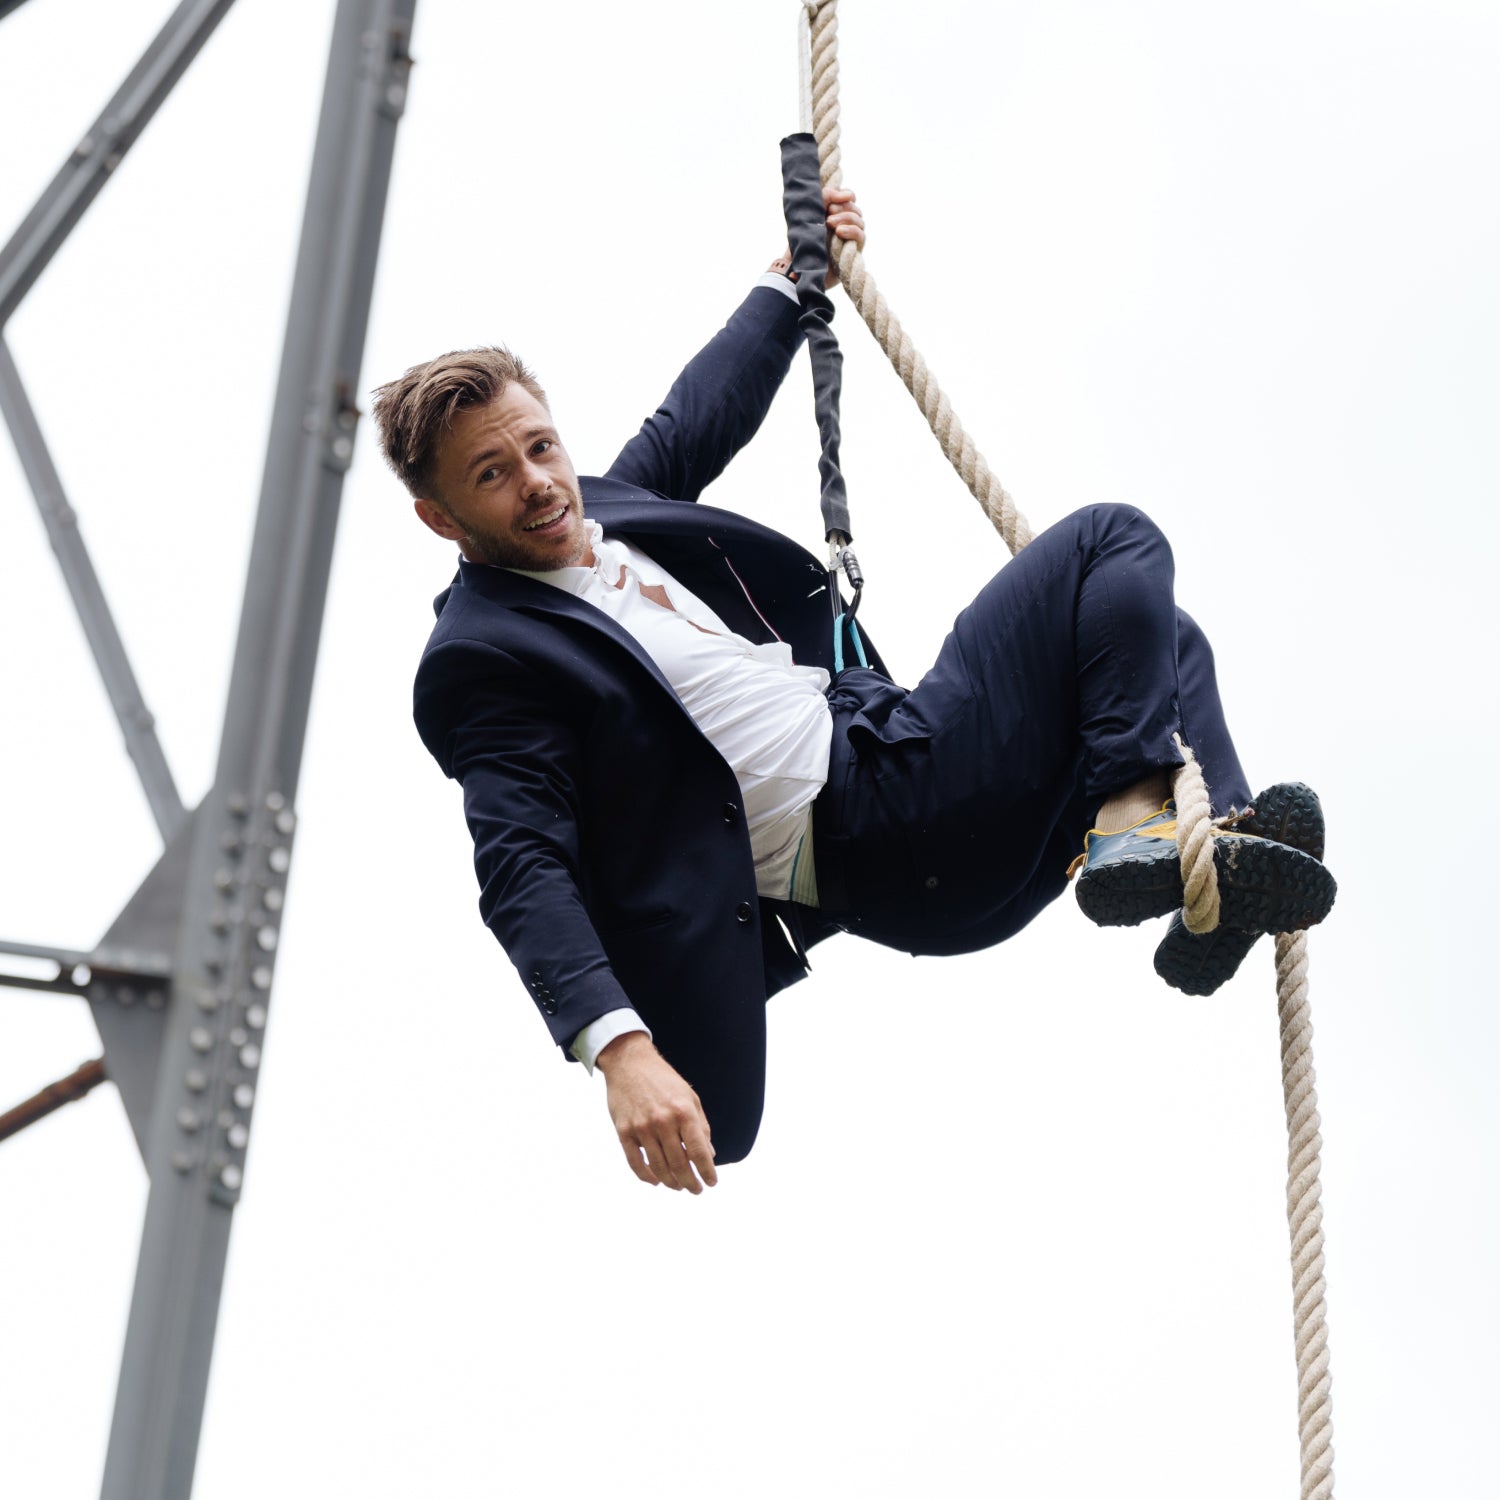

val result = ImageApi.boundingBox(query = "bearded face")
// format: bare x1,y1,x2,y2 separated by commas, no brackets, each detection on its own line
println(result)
415,384,593,572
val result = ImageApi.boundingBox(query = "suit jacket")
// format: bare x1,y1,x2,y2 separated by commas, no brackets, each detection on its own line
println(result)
413,285,888,1162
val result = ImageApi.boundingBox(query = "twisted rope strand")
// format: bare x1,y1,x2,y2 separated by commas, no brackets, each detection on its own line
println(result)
1171,734,1221,933
1278,932,1335,1498
804,2,1033,556
799,4,1336,1492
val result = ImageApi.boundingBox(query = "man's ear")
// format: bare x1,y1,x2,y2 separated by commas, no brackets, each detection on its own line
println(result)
414,497,465,542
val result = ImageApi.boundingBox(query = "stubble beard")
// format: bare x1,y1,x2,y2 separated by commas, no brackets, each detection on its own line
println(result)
460,489,589,571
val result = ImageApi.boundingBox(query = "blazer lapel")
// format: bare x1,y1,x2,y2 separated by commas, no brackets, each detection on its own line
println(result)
450,555,685,707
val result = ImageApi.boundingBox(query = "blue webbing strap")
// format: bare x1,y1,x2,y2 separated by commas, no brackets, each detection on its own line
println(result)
832,613,869,676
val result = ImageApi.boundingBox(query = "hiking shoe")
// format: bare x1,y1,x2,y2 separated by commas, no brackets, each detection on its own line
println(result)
1074,799,1335,933
1153,783,1329,995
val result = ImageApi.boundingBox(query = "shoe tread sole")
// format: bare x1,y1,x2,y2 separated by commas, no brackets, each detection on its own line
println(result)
1078,832,1335,932
1152,783,1328,994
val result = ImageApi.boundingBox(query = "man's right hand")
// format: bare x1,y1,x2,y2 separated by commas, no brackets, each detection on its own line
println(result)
596,1032,718,1194
768,184,866,288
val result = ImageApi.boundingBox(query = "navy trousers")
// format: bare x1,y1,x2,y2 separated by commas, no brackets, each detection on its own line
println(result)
810,504,1252,956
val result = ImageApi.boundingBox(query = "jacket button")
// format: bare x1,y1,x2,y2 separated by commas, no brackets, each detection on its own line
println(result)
540,997,557,1015
735,902,753,924
722,802,738,824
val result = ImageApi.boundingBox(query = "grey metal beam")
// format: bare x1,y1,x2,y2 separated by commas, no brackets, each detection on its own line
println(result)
0,968,84,997
88,807,200,1152
0,0,239,327
0,938,96,990
0,936,172,999
0,336,187,842
99,4,417,1495
0,2,241,843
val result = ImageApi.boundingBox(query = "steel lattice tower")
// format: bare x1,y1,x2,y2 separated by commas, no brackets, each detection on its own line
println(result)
0,2,419,1494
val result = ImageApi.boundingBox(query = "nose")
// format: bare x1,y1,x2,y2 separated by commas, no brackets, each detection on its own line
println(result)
519,456,552,499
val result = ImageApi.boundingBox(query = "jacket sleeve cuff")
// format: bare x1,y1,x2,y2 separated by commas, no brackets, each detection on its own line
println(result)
756,270,802,305
569,1007,652,1074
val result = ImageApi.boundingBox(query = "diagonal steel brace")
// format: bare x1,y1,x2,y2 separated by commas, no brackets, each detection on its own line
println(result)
0,0,241,843
0,337,187,839
0,0,240,325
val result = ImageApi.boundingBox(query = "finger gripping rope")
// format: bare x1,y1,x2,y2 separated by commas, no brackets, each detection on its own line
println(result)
798,4,1336,1492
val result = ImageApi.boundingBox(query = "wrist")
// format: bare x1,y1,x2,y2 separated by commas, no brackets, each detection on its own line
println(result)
596,1029,655,1076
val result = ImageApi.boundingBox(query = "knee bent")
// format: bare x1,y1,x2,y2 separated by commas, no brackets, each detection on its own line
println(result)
1064,501,1172,558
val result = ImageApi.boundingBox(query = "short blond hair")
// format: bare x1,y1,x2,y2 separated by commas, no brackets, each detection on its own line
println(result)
371,347,549,499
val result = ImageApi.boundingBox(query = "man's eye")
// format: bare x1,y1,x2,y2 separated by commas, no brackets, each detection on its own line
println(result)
532,440,552,456
479,467,498,484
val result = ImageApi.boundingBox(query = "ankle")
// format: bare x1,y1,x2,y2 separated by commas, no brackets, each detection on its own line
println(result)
1094,773,1172,833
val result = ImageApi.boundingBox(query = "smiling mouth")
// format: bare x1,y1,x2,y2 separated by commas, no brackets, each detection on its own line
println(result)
523,504,569,532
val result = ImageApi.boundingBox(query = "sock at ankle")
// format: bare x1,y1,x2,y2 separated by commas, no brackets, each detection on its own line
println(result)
1094,774,1172,833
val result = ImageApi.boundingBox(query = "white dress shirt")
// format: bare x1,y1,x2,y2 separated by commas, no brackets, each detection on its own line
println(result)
511,514,833,1070
505,266,818,1072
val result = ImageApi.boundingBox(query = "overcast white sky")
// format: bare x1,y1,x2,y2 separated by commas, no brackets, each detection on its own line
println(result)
2,1,1497,1496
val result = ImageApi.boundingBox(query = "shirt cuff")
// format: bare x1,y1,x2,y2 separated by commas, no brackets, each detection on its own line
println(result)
569,1007,652,1074
756,270,801,305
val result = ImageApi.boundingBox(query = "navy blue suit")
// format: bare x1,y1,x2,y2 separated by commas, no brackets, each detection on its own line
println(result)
415,287,859,1163
414,285,1251,1164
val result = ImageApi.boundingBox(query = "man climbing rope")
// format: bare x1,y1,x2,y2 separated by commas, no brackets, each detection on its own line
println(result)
371,186,1335,1192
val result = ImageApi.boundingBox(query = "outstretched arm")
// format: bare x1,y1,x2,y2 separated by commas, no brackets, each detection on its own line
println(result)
606,187,866,502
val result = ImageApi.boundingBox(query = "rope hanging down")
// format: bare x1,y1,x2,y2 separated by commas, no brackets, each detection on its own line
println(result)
797,4,1336,1494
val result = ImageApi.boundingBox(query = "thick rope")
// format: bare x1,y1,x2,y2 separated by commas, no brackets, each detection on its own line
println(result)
799,4,1336,1491
1278,931,1335,1498
1171,734,1221,934
802,1,1033,556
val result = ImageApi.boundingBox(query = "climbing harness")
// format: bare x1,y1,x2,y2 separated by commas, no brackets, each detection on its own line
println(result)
793,4,1336,1494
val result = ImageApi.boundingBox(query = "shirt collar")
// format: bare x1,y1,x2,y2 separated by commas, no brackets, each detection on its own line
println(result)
483,519,619,597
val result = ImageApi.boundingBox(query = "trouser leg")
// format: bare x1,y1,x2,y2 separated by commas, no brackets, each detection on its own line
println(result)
1174,607,1250,814
814,503,1252,954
